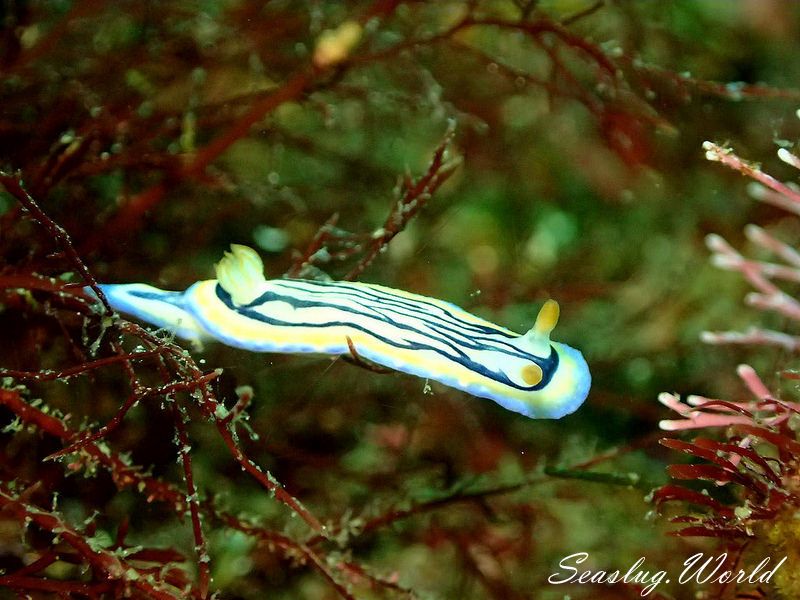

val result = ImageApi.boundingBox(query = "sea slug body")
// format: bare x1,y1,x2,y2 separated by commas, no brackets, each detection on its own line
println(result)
97,245,590,419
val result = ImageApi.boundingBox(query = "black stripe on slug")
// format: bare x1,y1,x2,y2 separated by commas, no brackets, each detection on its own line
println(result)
216,283,559,392
246,282,523,359
128,289,189,307
273,279,518,339
263,279,531,358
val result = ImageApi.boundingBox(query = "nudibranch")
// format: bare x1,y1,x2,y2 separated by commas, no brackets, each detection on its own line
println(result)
97,245,590,418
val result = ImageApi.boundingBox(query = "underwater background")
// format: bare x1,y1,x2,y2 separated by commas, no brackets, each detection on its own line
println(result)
2,1,800,598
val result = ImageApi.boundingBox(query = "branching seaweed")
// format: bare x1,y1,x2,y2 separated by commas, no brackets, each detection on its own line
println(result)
656,139,800,599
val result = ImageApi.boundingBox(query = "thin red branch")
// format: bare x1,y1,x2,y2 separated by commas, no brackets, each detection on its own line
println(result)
0,575,114,595
171,403,210,599
286,213,341,279
703,141,800,205
0,486,183,599
344,126,460,280
84,0,409,251
0,387,354,599
0,348,167,382
0,172,112,314
626,57,800,102
48,368,221,460
79,72,311,253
